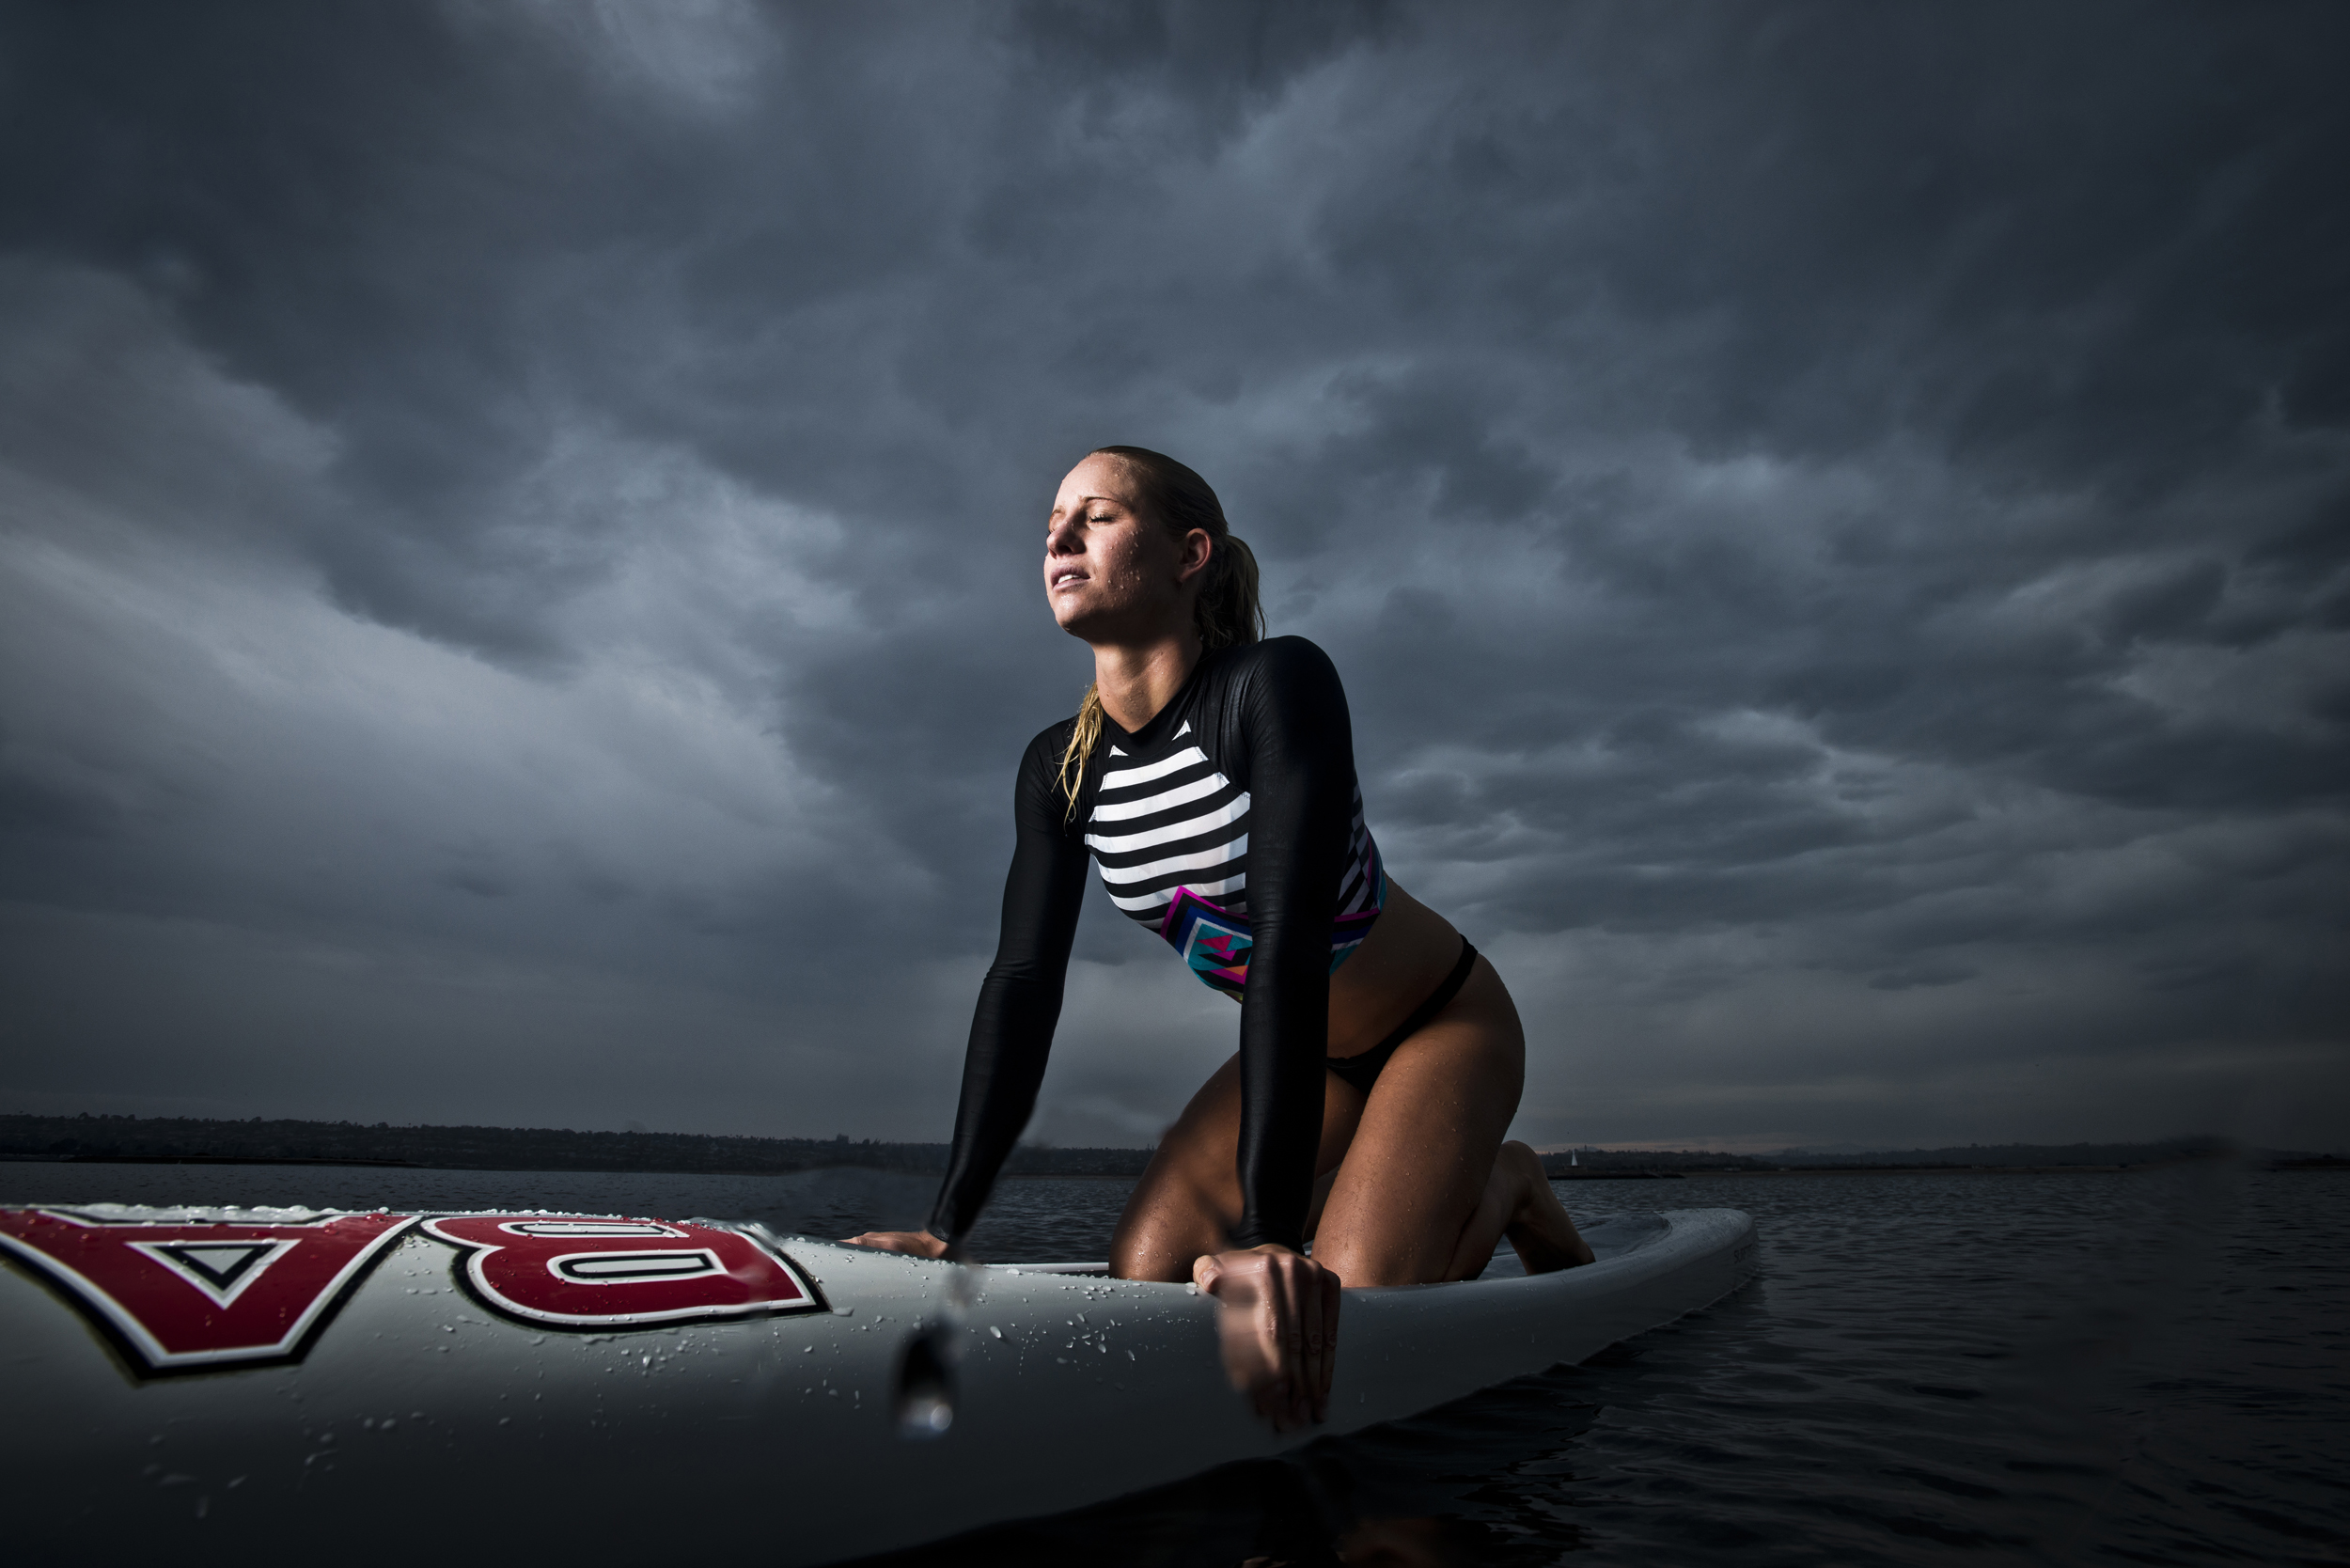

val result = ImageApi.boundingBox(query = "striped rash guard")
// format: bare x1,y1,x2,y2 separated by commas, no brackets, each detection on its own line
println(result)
928,637,1385,1253
1089,710,1384,998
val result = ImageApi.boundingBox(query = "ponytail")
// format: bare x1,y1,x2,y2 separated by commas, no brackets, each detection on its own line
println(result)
1058,446,1262,816
1194,531,1265,653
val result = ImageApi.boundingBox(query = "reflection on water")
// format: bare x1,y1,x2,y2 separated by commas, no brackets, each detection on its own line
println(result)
5,1161,2343,1566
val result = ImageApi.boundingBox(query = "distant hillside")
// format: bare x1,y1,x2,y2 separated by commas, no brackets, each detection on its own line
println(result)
1541,1137,2235,1177
1765,1138,2233,1168
1541,1147,1768,1177
0,1113,1152,1177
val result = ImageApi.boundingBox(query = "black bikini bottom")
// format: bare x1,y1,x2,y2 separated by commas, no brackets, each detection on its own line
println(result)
1324,936,1480,1095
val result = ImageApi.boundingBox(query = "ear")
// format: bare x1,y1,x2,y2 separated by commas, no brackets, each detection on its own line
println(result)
1174,528,1214,586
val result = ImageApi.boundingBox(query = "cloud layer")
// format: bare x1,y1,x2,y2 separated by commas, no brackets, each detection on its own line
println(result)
2,1,2344,1151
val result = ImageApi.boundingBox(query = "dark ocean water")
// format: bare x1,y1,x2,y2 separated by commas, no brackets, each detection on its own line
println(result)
6,1161,2342,1567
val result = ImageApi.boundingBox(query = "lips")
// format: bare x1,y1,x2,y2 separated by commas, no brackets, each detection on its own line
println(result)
1050,569,1089,589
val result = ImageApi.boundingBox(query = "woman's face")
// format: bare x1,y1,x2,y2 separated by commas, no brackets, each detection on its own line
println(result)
1043,454,1209,644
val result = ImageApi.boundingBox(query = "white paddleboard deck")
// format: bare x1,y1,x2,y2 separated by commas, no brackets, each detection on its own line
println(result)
0,1203,1754,1564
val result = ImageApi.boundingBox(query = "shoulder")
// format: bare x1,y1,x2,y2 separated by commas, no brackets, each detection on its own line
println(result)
1213,637,1355,773
1013,715,1089,831
1023,716,1081,766
1217,635,1346,703
1015,716,1084,790
1220,635,1340,683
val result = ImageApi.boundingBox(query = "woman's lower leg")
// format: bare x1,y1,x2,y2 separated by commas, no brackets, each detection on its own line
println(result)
1496,1140,1594,1272
1437,1140,1592,1278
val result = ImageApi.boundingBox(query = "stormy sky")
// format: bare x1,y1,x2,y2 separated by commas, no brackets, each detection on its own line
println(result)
2,2,2344,1153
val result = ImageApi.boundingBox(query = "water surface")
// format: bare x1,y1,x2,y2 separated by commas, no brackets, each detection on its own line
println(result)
6,1161,2341,1565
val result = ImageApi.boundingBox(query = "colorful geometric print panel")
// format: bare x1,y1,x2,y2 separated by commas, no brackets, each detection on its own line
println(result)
1165,887,1252,999
1161,882,1394,1001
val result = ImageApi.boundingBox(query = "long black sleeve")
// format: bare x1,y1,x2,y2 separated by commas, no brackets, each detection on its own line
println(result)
1226,639,1355,1251
926,726,1089,1246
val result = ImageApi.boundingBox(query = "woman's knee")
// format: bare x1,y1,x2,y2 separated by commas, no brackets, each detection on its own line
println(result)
1110,1180,1230,1279
1109,1133,1237,1278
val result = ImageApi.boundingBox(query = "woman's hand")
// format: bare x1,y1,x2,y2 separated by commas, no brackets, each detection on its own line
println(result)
842,1230,952,1259
1192,1245,1341,1432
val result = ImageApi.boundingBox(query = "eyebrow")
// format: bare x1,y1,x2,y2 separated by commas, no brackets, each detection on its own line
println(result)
1048,494,1125,518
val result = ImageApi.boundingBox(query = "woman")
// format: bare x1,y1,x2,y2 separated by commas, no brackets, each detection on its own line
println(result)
851,447,1593,1431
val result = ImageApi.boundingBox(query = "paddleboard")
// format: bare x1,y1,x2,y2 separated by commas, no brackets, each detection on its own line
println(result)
0,1201,1754,1564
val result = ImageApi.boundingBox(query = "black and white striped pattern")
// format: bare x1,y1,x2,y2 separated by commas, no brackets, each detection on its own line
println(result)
1330,792,1380,924
1083,721,1381,935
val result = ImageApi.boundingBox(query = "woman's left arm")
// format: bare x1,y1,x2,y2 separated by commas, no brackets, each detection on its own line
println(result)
1229,636,1356,1253
1198,637,1357,1427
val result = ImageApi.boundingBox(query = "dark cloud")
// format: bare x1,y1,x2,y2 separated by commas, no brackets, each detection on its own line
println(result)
0,1,2343,1151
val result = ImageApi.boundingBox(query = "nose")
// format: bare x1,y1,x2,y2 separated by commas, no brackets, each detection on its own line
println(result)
1046,517,1082,556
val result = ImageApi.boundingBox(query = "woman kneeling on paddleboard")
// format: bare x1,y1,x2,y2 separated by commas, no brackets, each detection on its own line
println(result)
851,447,1593,1431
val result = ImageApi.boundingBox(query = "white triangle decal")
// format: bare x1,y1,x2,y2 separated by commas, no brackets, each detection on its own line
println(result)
1173,721,1191,738
130,1237,302,1308
1109,745,1127,756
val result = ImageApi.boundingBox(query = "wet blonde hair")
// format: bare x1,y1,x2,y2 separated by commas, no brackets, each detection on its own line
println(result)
1058,447,1264,816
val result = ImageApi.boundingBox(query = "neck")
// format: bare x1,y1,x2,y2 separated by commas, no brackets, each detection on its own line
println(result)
1091,627,1204,732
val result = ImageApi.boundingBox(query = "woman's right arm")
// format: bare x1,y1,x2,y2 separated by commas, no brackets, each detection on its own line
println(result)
857,728,1089,1256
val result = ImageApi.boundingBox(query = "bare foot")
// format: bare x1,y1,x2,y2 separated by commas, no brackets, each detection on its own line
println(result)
1497,1141,1596,1273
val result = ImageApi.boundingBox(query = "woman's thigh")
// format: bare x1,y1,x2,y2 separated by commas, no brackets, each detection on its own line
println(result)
1108,1056,1366,1282
1313,957,1526,1287
1107,956,1526,1286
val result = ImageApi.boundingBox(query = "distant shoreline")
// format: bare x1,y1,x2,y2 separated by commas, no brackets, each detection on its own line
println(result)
0,1112,1153,1177
3,1114,2327,1177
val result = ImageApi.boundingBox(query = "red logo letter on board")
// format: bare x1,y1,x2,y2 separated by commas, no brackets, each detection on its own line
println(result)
0,1207,416,1373
421,1215,822,1327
